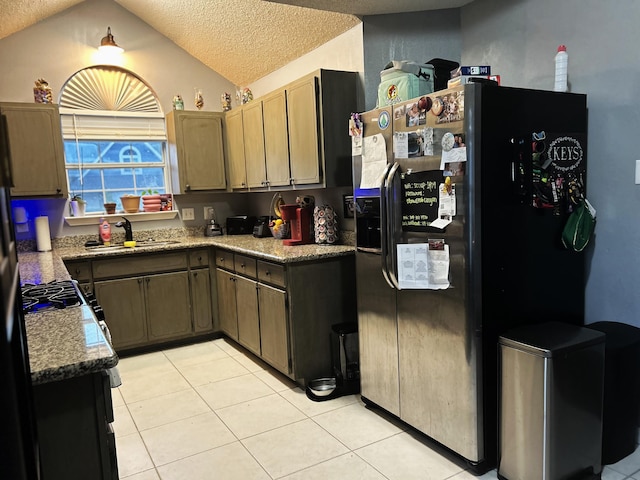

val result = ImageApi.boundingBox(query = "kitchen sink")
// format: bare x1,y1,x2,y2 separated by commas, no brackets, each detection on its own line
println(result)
85,240,182,252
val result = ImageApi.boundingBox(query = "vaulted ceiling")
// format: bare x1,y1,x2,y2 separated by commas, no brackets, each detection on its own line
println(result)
0,0,472,86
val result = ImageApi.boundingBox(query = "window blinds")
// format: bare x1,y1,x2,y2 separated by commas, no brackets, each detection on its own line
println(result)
60,109,166,141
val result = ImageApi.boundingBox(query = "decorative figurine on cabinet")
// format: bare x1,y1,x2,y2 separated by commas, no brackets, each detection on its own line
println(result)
33,79,53,104
221,92,232,111
194,88,204,110
172,94,184,110
241,87,253,104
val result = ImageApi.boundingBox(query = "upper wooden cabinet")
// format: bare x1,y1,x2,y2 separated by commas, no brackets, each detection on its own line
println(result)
287,69,357,188
242,100,267,188
262,90,291,187
166,110,226,193
224,108,247,189
0,102,68,197
223,69,357,191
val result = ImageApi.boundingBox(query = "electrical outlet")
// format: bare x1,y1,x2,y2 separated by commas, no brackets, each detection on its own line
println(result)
182,207,195,221
204,206,213,220
636,160,640,185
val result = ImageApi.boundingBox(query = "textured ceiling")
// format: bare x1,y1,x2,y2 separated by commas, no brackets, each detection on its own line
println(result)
0,0,470,86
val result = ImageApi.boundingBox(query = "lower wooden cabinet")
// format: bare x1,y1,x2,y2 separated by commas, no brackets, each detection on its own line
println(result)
34,371,117,480
66,249,215,352
215,248,355,385
235,275,261,356
94,277,147,349
216,269,263,357
217,269,239,339
257,282,289,374
94,271,191,348
191,268,213,333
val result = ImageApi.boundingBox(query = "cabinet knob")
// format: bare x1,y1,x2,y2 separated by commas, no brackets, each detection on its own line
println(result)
56,188,62,194
240,263,245,268
138,279,143,284
146,278,150,284
219,257,225,262
265,271,271,276
198,256,202,261
193,272,198,277
186,184,191,191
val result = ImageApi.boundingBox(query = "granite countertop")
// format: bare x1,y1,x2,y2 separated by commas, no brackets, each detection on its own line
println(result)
19,232,354,384
54,234,355,263
19,252,118,385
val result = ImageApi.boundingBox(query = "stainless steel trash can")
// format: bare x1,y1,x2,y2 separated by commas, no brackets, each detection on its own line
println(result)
498,321,605,480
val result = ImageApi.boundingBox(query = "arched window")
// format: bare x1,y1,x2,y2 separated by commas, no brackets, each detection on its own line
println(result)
59,66,167,214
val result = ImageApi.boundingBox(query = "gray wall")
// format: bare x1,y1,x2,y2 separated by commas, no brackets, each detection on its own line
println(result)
362,9,462,111
364,0,640,327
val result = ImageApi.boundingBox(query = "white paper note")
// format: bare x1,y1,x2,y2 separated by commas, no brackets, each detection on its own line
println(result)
360,134,388,189
397,243,450,290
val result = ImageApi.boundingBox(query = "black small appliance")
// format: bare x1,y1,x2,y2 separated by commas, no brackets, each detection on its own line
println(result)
253,216,272,238
226,215,256,235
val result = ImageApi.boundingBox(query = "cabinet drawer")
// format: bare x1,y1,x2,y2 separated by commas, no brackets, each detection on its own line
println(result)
189,249,209,268
93,252,187,279
257,260,286,288
234,254,257,278
215,249,234,269
65,260,92,282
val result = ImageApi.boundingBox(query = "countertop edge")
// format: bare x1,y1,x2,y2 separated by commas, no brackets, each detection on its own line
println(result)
54,235,355,263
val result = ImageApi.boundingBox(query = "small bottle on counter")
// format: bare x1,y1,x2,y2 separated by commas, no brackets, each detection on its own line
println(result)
99,218,111,246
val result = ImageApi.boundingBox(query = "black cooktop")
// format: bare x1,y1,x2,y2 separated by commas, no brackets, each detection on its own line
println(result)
21,280,82,313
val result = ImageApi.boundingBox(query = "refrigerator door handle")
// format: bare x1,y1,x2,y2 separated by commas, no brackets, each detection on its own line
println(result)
382,162,401,289
384,162,401,290
379,162,394,288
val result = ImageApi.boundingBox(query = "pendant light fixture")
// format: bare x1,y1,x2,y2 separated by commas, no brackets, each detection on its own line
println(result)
99,27,123,54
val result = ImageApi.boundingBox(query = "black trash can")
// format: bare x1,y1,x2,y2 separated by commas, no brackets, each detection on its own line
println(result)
587,321,640,464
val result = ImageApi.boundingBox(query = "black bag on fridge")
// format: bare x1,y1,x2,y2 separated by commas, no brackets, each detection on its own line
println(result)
426,58,460,91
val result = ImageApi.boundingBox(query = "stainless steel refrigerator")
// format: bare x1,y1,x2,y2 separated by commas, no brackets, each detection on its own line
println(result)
352,83,588,471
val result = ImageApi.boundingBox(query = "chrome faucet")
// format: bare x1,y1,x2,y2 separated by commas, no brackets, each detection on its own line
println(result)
115,217,133,242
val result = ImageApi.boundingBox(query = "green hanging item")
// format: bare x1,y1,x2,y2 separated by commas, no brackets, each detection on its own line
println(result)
561,199,596,252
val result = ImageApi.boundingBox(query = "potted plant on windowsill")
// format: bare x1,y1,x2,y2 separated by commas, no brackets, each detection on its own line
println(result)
120,194,141,213
69,194,86,217
141,189,162,212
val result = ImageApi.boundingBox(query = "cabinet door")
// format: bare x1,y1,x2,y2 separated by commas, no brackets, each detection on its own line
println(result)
225,108,247,189
216,268,238,339
94,277,147,349
0,103,67,197
171,111,226,192
235,275,260,356
258,283,290,374
146,271,192,341
242,101,267,188
286,76,321,185
262,91,290,187
191,268,213,333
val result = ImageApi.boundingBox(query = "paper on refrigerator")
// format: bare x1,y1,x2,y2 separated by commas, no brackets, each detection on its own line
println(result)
360,133,388,189
397,243,450,290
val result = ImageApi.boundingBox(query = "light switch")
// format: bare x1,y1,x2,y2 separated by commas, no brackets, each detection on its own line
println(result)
182,208,195,220
636,160,640,185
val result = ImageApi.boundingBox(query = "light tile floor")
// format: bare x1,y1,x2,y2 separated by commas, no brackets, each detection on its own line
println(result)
112,338,640,479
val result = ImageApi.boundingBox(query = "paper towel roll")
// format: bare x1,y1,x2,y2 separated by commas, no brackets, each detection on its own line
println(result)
35,216,52,252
